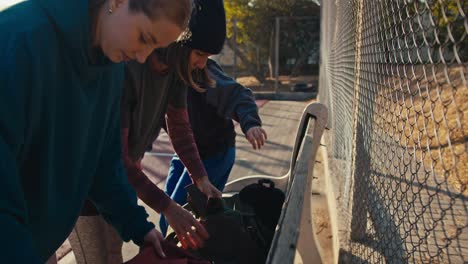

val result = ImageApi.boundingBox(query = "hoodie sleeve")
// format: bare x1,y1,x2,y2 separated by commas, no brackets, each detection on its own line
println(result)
166,103,208,182
163,79,207,181
0,139,41,263
121,128,172,213
0,34,43,263
205,59,262,134
88,98,154,246
119,63,172,213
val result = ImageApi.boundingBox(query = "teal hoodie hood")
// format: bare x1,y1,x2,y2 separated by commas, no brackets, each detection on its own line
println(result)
0,1,154,262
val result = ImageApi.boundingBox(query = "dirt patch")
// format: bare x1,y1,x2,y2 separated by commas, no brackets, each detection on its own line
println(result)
374,65,467,196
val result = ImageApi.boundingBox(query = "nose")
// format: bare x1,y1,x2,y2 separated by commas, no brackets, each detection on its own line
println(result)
135,46,154,63
195,56,208,69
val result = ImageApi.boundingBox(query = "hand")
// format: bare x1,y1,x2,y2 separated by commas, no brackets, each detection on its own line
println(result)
246,126,267,150
163,201,209,250
195,176,222,198
143,229,166,258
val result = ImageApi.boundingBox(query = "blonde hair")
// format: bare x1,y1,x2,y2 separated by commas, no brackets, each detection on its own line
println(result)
90,0,193,44
129,0,192,31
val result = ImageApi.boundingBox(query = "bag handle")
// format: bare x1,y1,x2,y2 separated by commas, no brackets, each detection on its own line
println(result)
258,179,275,189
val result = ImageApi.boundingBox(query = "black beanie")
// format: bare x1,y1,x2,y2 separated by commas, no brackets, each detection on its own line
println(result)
186,0,226,55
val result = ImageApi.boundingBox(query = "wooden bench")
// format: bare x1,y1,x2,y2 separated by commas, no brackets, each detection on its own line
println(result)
223,102,329,264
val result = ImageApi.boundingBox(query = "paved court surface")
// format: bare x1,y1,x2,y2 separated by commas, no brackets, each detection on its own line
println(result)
59,99,310,263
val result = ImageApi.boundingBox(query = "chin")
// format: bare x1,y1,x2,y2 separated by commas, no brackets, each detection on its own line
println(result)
102,50,121,63
109,54,122,63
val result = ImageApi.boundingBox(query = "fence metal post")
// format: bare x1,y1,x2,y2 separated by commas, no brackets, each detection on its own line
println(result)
256,46,260,73
232,18,237,79
274,16,280,93
349,0,367,241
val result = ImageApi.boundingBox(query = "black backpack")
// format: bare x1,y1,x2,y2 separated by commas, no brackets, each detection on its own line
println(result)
238,179,285,253
166,180,285,264
239,179,285,234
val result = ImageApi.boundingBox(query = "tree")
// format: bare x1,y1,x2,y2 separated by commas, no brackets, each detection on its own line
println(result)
430,0,467,61
224,0,320,81
403,0,467,63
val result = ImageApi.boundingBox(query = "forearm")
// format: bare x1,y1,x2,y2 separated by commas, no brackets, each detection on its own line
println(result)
121,128,171,213
239,110,262,135
166,105,207,181
125,162,172,213
231,88,262,134
203,75,262,134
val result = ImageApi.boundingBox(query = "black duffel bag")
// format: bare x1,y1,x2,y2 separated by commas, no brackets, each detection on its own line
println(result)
166,179,285,264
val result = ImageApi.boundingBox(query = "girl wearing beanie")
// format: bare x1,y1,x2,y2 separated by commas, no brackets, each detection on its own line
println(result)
158,0,268,235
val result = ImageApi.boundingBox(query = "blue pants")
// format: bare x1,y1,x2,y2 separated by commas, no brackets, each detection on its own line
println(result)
159,146,236,235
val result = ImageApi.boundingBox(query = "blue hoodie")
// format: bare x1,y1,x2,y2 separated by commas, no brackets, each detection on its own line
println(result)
187,59,262,158
0,0,153,262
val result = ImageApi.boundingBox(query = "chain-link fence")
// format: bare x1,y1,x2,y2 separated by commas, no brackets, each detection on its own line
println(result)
319,0,467,263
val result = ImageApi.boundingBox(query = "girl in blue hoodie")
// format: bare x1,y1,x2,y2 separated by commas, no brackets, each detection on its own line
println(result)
159,0,267,235
0,0,192,263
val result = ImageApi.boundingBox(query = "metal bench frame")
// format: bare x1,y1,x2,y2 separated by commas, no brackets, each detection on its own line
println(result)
223,102,328,264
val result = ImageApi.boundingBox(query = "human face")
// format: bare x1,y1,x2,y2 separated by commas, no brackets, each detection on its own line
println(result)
97,0,184,63
189,49,212,71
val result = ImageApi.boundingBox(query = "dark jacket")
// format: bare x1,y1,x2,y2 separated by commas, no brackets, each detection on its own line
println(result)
188,59,262,158
121,59,184,161
0,0,153,262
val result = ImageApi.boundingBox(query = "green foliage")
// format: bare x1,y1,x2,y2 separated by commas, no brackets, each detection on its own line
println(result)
430,0,467,60
225,0,253,44
404,0,467,61
224,0,320,75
